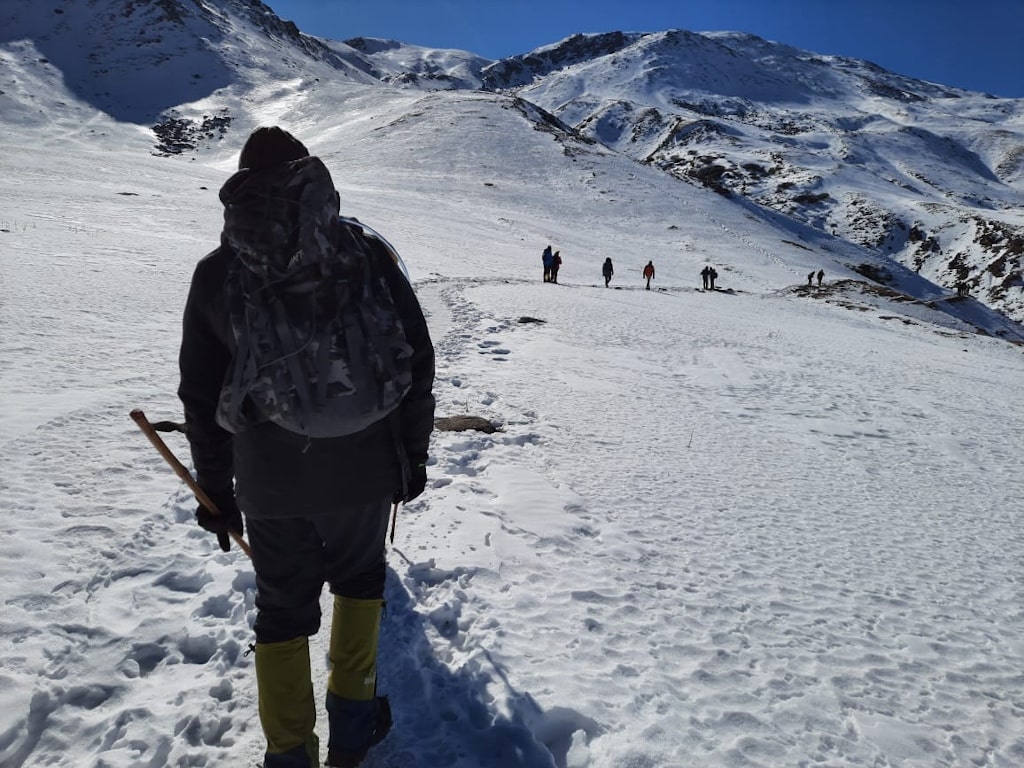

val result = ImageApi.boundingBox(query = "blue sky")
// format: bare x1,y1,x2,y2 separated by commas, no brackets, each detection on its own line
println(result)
264,0,1023,98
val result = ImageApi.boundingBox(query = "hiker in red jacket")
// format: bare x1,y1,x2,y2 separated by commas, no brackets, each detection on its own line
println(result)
643,260,655,290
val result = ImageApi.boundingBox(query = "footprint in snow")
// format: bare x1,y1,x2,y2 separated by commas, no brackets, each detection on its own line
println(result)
477,340,510,359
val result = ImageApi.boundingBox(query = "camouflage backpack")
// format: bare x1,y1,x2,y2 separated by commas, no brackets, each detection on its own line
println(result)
215,155,413,438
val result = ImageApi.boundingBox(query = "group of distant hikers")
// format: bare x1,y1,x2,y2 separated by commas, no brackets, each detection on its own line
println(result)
541,245,720,293
537,245,842,295
700,265,718,290
541,245,562,283
544,245,657,289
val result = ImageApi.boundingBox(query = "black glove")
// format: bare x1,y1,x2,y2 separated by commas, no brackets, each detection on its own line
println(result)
195,489,244,553
396,462,427,504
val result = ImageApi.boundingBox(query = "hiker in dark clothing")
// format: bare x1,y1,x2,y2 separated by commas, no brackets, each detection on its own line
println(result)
816,269,824,287
643,260,655,290
701,266,710,290
550,250,562,283
709,267,718,290
603,257,614,287
178,127,435,768
542,245,553,282
807,271,815,286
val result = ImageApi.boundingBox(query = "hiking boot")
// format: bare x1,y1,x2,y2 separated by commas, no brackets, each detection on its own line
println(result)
325,696,392,767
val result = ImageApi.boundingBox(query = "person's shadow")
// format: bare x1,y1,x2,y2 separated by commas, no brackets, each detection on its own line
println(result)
376,561,603,767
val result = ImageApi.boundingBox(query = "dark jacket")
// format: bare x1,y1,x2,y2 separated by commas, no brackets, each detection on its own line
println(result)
178,231,435,518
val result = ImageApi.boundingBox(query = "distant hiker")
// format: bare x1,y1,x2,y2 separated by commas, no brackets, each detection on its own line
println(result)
807,271,815,286
542,245,553,282
957,281,969,297
701,265,710,290
709,267,718,290
643,260,655,290
178,126,435,768
550,250,562,283
816,269,824,287
603,257,614,287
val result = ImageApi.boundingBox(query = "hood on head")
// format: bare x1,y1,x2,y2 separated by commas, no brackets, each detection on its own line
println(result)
219,156,340,280
238,126,309,171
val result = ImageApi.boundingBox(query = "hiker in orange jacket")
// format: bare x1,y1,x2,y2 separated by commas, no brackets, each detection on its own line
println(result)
643,260,655,290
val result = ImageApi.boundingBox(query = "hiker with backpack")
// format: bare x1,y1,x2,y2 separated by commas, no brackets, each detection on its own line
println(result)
178,127,435,768
542,245,553,282
550,250,562,283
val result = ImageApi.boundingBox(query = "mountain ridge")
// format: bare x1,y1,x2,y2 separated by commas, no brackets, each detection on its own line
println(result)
356,28,1024,324
1,0,1021,328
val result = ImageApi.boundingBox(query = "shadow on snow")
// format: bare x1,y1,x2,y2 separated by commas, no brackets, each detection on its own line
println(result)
378,563,603,768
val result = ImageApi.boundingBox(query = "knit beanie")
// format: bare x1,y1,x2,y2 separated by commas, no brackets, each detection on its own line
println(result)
238,126,309,171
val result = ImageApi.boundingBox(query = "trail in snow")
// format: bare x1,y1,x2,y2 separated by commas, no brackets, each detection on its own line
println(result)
3,260,1023,767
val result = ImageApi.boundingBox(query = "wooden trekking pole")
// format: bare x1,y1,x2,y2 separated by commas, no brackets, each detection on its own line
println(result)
130,409,252,559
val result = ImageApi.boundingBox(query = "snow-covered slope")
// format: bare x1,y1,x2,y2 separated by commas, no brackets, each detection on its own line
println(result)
2,4,1023,767
367,28,1024,323
339,36,492,90
0,0,377,151
480,30,1024,324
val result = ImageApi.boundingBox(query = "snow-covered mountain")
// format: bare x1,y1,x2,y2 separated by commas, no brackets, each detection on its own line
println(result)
3,0,1021,324
408,30,1024,326
0,0,381,151
339,37,491,91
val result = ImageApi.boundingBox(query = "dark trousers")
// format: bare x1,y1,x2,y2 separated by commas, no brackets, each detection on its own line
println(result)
246,498,392,643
